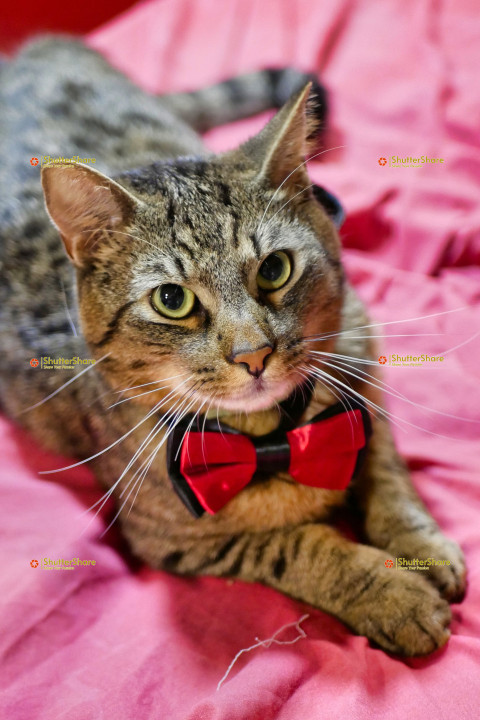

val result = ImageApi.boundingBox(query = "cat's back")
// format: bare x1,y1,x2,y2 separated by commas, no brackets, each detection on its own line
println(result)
0,36,205,195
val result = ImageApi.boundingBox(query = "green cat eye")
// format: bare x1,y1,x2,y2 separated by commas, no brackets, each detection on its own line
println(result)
257,251,292,291
151,284,196,319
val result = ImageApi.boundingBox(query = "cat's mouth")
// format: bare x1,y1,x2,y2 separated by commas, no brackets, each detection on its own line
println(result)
209,375,299,413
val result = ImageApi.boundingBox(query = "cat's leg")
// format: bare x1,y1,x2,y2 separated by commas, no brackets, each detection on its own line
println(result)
161,523,451,656
352,416,466,601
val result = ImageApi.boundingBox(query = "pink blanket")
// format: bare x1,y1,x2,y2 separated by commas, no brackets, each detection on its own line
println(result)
2,1,480,717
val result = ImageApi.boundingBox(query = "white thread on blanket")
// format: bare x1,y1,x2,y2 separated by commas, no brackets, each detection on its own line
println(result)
216,614,310,691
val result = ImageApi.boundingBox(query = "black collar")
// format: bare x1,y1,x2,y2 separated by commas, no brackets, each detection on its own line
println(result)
276,381,314,430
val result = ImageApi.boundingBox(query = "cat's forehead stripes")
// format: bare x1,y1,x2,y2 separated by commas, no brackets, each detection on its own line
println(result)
128,163,313,256
123,165,331,302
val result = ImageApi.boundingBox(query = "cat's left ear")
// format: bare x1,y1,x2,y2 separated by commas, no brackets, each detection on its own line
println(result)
239,83,319,191
41,162,143,266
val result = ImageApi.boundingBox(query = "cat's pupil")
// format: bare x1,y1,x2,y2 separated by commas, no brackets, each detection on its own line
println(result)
161,284,185,310
259,253,283,281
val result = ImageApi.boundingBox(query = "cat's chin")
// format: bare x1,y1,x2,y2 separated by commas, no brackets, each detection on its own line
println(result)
212,377,298,413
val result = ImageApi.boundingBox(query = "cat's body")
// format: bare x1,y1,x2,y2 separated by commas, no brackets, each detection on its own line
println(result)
0,37,466,656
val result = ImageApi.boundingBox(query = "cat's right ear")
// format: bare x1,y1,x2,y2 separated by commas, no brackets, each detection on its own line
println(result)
238,83,317,191
41,162,142,266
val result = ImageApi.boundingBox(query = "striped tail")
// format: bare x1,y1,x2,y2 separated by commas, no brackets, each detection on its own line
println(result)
161,68,328,134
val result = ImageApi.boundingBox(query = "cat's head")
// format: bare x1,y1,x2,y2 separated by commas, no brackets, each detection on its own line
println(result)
41,84,344,415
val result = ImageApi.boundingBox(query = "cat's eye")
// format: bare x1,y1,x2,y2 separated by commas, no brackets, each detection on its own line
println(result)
257,251,292,291
151,284,196,319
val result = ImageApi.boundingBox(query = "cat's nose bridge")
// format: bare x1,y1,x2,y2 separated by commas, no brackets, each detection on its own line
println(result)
217,291,275,376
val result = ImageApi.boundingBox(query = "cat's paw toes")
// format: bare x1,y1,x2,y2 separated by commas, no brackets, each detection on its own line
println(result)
360,571,452,656
389,534,467,603
430,540,466,602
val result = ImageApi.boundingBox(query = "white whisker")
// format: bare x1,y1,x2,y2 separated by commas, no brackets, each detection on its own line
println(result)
312,353,480,425
201,395,217,470
257,145,346,231
108,382,176,409
303,306,468,342
440,329,480,356
296,364,355,416
21,352,111,414
288,367,310,410
106,377,195,492
40,379,189,475
309,350,378,366
102,392,202,532
262,182,314,231
297,365,358,438
310,333,444,342
124,393,199,509
59,278,78,337
175,399,207,463
306,362,465,440
216,404,226,440
84,382,196,526
306,364,406,433
111,374,185,395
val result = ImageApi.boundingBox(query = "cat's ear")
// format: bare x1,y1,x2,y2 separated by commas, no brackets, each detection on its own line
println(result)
240,83,316,191
41,162,142,266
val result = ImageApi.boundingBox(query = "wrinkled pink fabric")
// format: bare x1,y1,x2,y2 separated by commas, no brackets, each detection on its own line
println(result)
2,1,480,717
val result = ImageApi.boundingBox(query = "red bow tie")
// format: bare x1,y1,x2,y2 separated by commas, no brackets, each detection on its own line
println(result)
167,396,371,517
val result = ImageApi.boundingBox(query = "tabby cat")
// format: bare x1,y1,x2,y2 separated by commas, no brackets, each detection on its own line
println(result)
0,37,466,656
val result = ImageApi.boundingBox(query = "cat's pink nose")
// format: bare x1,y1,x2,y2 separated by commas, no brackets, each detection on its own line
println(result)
231,344,273,378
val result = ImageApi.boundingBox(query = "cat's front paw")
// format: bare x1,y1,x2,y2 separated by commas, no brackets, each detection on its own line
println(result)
357,569,452,656
387,532,466,603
